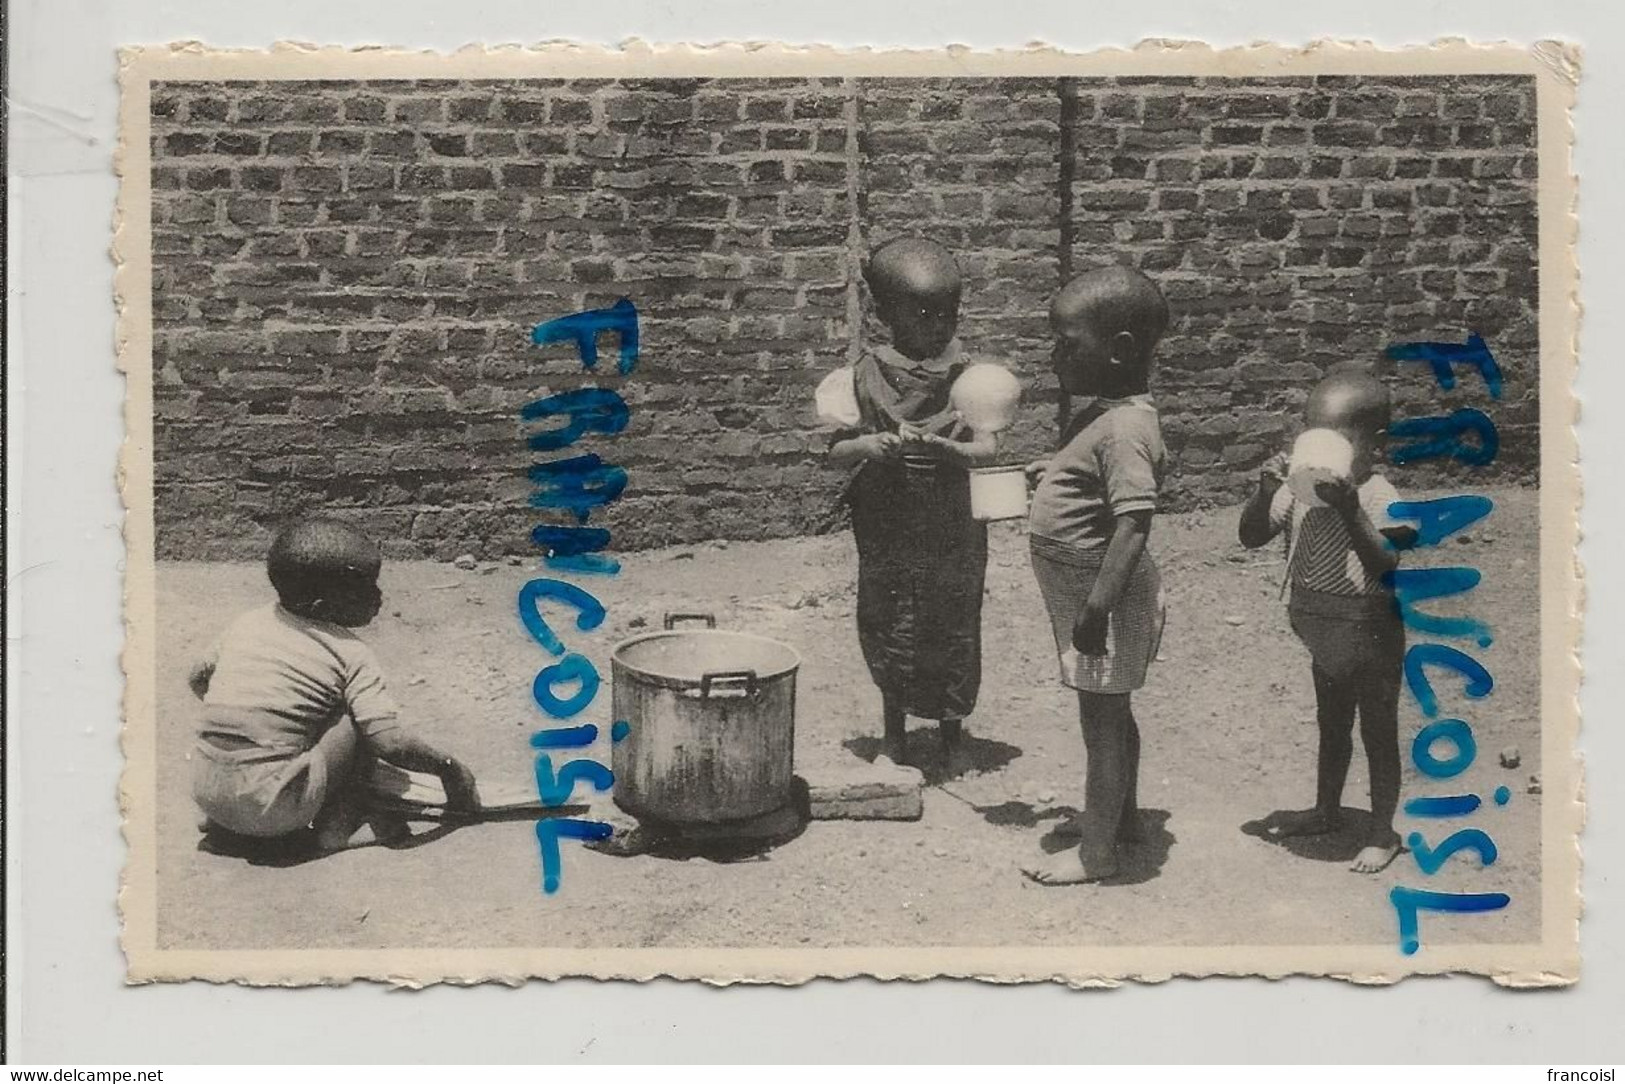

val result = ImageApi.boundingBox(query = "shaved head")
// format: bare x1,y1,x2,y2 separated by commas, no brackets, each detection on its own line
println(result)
1306,368,1392,434
864,237,962,305
267,517,383,624
269,518,380,583
1050,265,1170,349
864,237,962,361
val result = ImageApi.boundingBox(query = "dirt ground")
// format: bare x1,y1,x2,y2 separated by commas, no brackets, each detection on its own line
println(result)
151,486,1542,953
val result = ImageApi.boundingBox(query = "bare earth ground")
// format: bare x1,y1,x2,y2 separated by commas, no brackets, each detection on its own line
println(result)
151,487,1542,953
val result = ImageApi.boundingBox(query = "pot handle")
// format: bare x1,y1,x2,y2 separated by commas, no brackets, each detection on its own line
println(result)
699,669,758,699
664,612,717,630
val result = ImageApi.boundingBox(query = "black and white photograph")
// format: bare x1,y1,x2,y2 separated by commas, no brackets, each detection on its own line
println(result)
113,43,1579,985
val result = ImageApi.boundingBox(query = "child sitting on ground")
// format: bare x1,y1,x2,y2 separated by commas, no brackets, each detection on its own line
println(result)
827,237,998,766
1021,266,1169,886
188,518,479,853
1237,368,1417,874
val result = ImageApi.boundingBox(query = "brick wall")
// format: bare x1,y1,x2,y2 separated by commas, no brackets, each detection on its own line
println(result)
1062,77,1538,508
149,75,1538,559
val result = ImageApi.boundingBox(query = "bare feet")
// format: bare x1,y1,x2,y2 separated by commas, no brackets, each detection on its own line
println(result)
317,812,412,853
314,820,361,854
1051,813,1142,844
1020,848,1117,886
1263,808,1342,840
1350,833,1403,874
368,811,412,846
313,795,369,853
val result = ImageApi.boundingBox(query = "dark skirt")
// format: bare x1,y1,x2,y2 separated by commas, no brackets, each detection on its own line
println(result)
849,455,988,719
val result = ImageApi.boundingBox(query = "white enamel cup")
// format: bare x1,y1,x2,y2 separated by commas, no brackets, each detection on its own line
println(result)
1287,427,1355,507
969,465,1030,521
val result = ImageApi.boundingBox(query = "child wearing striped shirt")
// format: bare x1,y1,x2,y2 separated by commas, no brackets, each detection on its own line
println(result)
1238,369,1418,874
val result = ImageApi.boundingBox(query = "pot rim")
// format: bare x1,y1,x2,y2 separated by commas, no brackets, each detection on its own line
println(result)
611,628,802,692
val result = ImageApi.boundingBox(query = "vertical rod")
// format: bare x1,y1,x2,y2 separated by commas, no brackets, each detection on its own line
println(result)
1055,76,1080,432
843,76,864,365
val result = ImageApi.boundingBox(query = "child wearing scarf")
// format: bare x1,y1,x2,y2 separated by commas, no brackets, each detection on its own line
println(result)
824,238,997,766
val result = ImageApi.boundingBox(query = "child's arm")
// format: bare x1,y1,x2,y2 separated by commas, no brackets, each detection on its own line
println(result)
1238,453,1290,549
367,727,480,811
346,651,478,809
1075,510,1152,654
913,427,997,466
829,432,902,468
1076,418,1161,654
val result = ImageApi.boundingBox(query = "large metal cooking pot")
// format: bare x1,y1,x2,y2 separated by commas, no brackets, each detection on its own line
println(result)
611,613,799,826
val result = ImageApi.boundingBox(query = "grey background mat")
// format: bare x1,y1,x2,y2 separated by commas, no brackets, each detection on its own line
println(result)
6,0,1624,1063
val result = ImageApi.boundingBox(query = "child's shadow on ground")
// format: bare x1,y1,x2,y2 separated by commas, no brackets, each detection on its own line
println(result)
196,805,591,867
975,801,1176,886
844,727,1021,785
198,823,465,868
1241,807,1376,863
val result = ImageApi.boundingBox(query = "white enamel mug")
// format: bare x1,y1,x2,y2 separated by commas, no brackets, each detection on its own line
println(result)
1287,427,1354,507
968,465,1029,521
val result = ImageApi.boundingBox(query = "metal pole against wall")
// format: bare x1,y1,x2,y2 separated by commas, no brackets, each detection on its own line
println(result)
1055,76,1079,433
843,76,864,367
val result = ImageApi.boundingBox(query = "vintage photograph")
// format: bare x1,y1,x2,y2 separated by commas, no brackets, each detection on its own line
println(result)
116,43,1580,984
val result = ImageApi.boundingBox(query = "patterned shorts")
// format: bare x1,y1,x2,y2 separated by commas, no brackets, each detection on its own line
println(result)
1031,536,1165,695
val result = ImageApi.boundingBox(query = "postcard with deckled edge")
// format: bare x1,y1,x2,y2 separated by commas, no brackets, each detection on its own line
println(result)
116,40,1582,987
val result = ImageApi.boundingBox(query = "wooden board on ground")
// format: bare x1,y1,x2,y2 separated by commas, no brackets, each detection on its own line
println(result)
367,762,582,821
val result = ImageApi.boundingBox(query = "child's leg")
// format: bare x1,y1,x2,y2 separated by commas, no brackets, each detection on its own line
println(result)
1350,658,1404,873
1117,707,1144,843
882,694,908,763
1077,691,1134,870
1269,661,1357,837
312,757,410,850
1313,660,1358,819
350,744,415,844
308,720,367,852
939,716,964,757
312,777,367,852
1023,690,1131,885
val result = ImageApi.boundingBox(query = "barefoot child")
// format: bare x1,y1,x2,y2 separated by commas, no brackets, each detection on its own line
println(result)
1237,369,1417,874
826,237,998,765
188,518,479,852
1022,267,1169,886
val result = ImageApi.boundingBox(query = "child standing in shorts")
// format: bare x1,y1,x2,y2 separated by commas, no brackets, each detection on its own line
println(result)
827,237,998,766
1022,266,1169,886
1238,369,1416,873
188,518,480,853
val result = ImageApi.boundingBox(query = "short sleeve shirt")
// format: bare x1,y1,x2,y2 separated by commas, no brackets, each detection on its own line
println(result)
197,604,401,753
1269,474,1404,596
1028,397,1165,552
